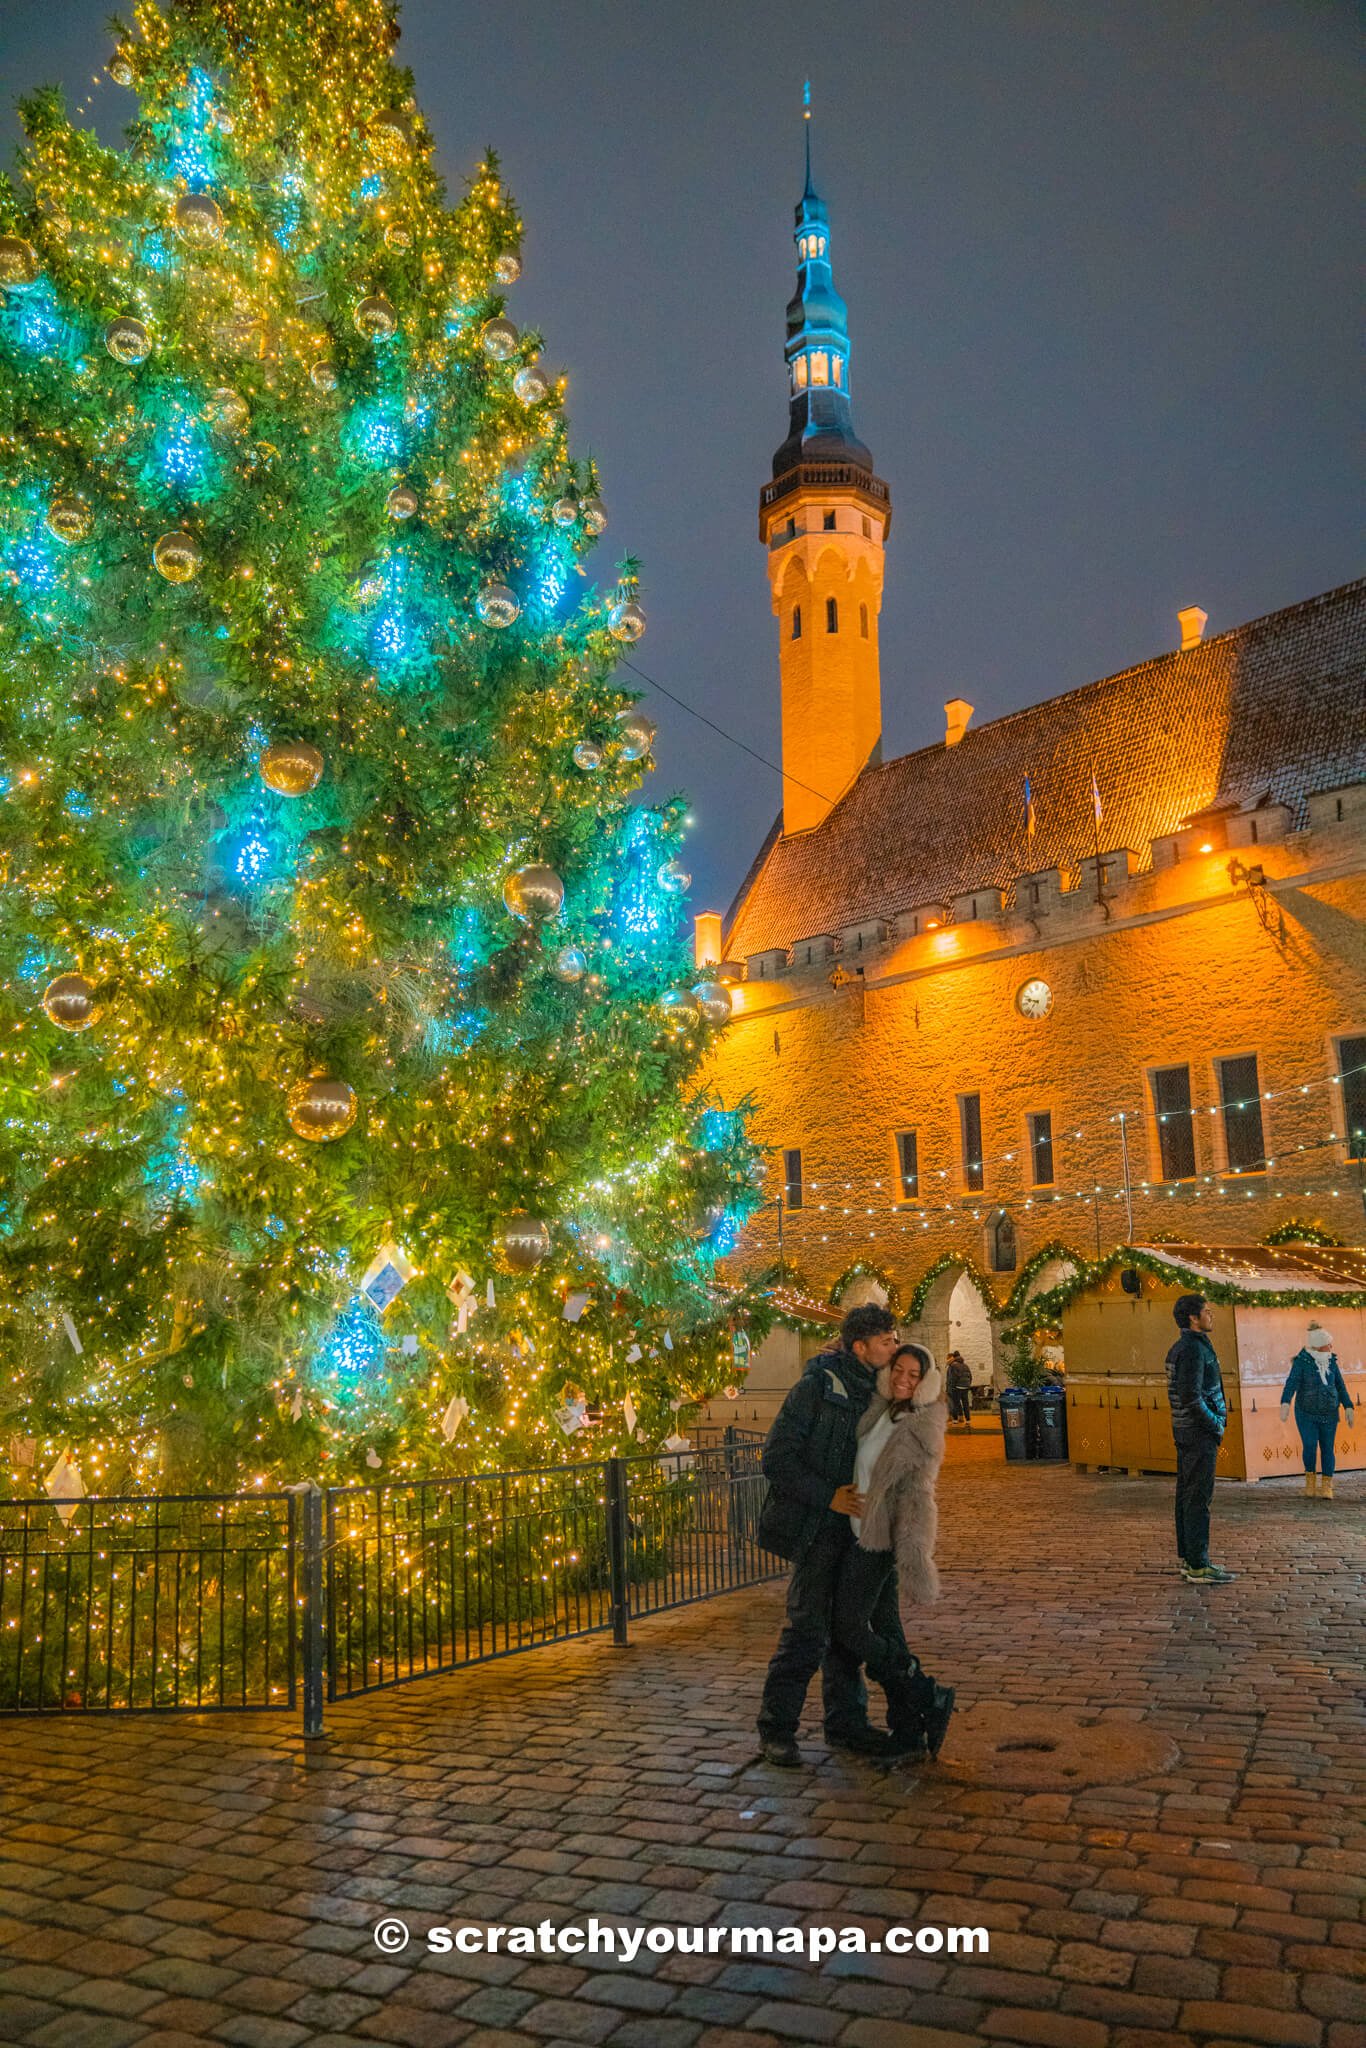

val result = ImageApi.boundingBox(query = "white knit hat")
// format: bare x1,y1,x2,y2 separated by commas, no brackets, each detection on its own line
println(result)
1306,1323,1333,1350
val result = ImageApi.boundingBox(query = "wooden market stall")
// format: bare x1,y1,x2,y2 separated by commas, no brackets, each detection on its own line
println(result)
1061,1244,1365,1482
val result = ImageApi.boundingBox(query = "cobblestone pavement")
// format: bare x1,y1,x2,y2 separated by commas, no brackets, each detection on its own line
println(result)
1,1453,1362,2048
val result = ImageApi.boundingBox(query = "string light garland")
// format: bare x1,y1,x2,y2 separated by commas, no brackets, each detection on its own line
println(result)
0,0,773,1498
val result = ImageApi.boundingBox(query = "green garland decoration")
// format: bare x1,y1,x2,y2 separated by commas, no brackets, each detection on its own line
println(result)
906,1254,1000,1325
1263,1220,1345,1248
828,1259,902,1315
999,1241,1088,1325
1018,1245,1366,1330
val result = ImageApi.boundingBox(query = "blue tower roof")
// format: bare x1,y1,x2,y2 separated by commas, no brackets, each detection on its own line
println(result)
771,88,874,480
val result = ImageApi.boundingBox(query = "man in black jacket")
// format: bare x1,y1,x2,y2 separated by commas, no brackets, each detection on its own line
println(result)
1165,1292,1237,1584
757,1303,910,1766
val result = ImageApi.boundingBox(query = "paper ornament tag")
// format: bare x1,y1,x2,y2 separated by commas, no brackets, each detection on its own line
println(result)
289,1388,304,1422
485,1278,496,1309
625,1343,642,1365
732,1329,752,1370
555,1399,589,1436
60,1311,83,1356
562,1291,590,1324
360,1239,416,1313
401,1334,419,1356
446,1270,475,1308
8,1435,37,1469
658,1432,694,1475
622,1393,638,1436
365,1448,382,1469
663,1329,674,1352
45,1450,86,1526
440,1393,469,1441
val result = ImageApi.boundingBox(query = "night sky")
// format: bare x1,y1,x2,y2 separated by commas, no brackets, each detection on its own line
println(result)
3,1,1359,915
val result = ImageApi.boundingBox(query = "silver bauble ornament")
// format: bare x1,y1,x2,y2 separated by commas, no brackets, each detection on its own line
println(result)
353,294,398,341
42,973,101,1032
0,238,40,290
385,483,420,521
615,708,656,762
656,858,691,895
153,528,201,585
204,386,249,434
494,251,521,285
692,980,733,1026
481,316,519,360
475,581,520,628
259,739,324,796
581,495,607,536
659,987,701,1030
571,740,603,772
503,863,564,923
499,1213,551,1274
552,945,587,983
174,192,224,245
512,364,549,405
287,1075,357,1142
153,530,202,583
105,315,151,365
609,599,646,643
310,359,338,392
46,498,92,545
108,49,137,88
551,496,579,528
214,109,236,136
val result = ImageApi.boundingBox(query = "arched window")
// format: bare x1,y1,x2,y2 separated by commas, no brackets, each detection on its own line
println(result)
825,597,838,634
791,605,802,639
859,602,869,639
810,352,829,386
832,355,844,388
793,353,809,390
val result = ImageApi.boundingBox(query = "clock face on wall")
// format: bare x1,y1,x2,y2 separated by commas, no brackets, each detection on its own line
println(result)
1017,978,1053,1018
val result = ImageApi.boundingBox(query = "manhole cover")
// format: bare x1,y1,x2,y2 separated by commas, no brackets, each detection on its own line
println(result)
941,1705,1178,1790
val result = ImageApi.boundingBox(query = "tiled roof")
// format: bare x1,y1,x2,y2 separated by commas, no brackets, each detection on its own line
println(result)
1130,1245,1366,1296
724,578,1366,956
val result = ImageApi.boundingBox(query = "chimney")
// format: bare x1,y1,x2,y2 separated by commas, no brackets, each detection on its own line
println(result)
944,698,974,749
694,911,723,969
1177,606,1207,651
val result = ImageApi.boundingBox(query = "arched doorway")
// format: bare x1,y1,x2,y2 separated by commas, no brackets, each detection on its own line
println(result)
907,1264,1004,1390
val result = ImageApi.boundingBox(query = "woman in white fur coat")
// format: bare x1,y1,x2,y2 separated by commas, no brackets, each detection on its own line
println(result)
832,1342,955,1757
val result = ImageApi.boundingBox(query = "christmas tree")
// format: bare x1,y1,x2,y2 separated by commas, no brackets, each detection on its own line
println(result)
0,0,761,1498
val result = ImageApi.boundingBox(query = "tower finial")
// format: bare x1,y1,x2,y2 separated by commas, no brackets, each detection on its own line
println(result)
802,79,813,194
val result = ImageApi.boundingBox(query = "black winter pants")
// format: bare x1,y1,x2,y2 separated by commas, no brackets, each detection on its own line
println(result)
947,1387,972,1423
758,1521,887,1742
831,1543,936,1736
1174,1433,1219,1567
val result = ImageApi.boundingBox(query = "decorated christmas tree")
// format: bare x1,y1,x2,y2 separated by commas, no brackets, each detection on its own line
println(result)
0,0,761,1499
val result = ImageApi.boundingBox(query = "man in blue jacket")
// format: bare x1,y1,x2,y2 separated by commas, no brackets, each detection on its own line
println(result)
757,1303,912,1766
1165,1292,1236,1584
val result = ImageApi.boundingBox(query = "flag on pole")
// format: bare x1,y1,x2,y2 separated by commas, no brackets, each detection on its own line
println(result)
1023,773,1036,838
1091,767,1103,826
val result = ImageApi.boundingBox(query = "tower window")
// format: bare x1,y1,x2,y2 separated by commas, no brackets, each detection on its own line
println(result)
823,510,836,531
1338,1035,1366,1160
959,1093,984,1193
810,352,830,386
825,597,838,634
791,605,802,639
782,1148,803,1209
1218,1054,1266,1173
793,354,809,390
783,518,796,542
895,1129,919,1200
832,356,844,388
1028,1112,1055,1186
861,516,871,538
1152,1064,1196,1180
859,603,869,639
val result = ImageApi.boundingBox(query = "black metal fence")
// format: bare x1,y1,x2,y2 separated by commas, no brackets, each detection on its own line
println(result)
0,1433,780,1734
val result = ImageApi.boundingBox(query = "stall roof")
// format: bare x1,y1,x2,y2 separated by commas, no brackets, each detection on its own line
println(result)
1130,1244,1366,1296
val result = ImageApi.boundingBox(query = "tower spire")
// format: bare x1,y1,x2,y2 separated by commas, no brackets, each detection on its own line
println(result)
803,78,813,197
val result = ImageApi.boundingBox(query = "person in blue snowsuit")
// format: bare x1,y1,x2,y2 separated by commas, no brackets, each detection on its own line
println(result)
1280,1322,1354,1500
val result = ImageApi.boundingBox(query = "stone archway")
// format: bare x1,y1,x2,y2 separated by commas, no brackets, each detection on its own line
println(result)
907,1264,1005,1390
837,1273,890,1312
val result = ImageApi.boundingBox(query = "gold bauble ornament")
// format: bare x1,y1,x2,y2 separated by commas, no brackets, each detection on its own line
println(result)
609,599,647,643
46,498,92,546
581,495,608,535
494,251,521,285
204,387,249,434
369,108,412,160
481,316,518,361
0,238,40,290
384,221,413,250
153,530,202,583
513,365,549,406
385,484,419,521
615,708,656,762
551,496,579,528
42,974,101,1032
498,1213,551,1274
174,192,224,245
552,945,587,983
353,294,398,341
259,739,324,796
105,315,151,365
475,582,519,628
659,987,701,1031
502,863,564,922
309,359,338,393
657,858,691,895
108,48,137,88
287,1075,357,1143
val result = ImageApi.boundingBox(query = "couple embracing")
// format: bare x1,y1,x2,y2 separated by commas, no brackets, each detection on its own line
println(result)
756,1302,955,1768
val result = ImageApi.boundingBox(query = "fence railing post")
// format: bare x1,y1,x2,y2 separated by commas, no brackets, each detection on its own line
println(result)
300,1483,325,1738
605,1458,630,1648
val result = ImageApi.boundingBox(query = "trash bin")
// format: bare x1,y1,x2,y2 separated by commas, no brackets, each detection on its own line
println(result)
998,1387,1031,1462
1028,1382,1068,1462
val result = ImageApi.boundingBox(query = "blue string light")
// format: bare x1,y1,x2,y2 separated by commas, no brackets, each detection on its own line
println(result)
614,810,675,942
64,790,93,819
345,401,407,468
317,1295,386,1376
169,66,218,189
